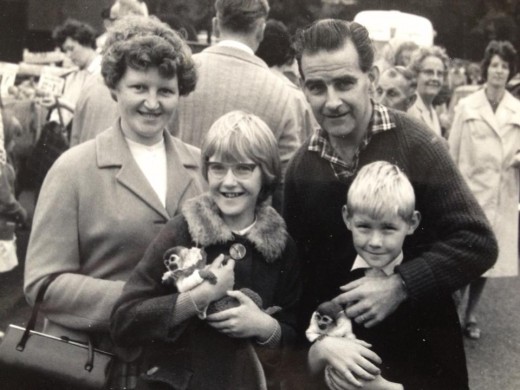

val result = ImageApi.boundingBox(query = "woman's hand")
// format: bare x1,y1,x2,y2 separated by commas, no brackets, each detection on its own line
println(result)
325,366,403,390
309,336,382,387
191,255,235,307
206,290,276,339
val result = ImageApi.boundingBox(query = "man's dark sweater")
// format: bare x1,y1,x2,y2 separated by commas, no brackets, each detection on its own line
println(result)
283,108,498,339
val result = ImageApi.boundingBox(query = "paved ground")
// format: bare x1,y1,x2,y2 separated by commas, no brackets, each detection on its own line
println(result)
463,275,520,390
1,227,519,389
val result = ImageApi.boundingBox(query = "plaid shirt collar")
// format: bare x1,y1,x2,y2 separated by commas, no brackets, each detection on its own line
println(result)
308,102,396,181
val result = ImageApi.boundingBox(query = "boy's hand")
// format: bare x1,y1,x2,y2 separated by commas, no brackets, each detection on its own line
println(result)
325,367,403,390
206,290,275,339
309,336,381,387
333,274,407,328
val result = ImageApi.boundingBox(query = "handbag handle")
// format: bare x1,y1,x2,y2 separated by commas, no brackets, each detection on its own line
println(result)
16,274,96,372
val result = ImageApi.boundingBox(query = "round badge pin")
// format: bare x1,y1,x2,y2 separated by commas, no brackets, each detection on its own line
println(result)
229,243,247,260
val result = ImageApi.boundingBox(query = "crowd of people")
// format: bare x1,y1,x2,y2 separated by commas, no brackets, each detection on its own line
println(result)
0,0,518,389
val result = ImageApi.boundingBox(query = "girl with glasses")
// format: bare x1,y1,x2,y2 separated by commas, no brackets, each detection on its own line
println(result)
111,110,301,390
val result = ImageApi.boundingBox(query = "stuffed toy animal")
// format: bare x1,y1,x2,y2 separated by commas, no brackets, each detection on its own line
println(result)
162,246,281,318
162,246,217,292
305,300,355,342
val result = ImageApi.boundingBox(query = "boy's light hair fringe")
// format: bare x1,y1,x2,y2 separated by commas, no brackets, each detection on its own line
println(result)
201,110,281,203
347,161,415,221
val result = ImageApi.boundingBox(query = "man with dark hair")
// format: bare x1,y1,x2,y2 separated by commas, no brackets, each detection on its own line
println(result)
172,0,313,208
283,19,496,389
256,19,318,142
374,66,417,111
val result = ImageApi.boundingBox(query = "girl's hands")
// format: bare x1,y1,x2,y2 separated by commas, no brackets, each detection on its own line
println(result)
206,290,276,339
191,255,235,307
308,336,382,387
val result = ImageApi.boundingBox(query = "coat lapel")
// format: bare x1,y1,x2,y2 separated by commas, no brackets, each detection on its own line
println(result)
96,121,173,220
164,135,198,217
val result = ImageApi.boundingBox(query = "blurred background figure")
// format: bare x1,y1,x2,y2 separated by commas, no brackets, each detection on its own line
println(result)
449,40,520,340
110,0,148,20
393,40,419,67
95,7,115,54
374,65,417,111
69,1,149,147
467,62,483,85
408,45,450,138
0,111,27,275
255,19,318,142
43,19,101,128
256,19,300,87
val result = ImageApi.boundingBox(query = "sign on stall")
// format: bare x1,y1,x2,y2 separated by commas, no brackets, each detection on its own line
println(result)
37,66,66,97
0,62,19,98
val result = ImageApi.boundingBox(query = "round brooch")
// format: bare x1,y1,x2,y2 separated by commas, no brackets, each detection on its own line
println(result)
229,243,247,260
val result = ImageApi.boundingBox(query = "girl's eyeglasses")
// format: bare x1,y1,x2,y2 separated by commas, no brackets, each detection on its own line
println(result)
206,162,257,179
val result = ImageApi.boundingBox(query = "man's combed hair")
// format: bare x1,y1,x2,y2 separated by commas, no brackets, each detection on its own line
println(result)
347,161,416,221
101,15,197,96
294,19,374,74
201,110,281,203
215,0,269,34
53,19,97,49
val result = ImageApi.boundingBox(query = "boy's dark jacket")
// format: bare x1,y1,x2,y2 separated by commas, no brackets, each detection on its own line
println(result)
348,267,468,390
111,193,301,390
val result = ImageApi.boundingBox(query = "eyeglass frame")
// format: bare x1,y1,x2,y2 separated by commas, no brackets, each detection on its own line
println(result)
205,161,258,180
419,68,447,78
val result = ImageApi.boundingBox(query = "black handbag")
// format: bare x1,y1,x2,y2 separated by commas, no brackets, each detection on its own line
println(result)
0,275,114,389
24,97,71,193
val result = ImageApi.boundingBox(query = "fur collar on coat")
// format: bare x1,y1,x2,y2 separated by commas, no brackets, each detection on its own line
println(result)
181,193,288,263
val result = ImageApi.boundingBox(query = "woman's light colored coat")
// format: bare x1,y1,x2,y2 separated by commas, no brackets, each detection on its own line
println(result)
24,121,205,342
449,89,520,277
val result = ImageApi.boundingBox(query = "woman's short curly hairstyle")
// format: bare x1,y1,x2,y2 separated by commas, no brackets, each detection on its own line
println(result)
53,19,97,49
101,15,197,96
408,45,450,78
481,40,517,83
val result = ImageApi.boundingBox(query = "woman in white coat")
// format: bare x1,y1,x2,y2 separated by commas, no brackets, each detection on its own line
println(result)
449,40,520,339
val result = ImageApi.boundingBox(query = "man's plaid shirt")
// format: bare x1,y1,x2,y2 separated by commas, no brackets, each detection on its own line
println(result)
308,102,396,182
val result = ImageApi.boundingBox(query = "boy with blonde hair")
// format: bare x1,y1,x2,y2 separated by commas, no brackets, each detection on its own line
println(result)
323,161,468,389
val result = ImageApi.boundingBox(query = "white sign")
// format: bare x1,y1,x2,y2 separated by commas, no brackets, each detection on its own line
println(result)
0,62,19,97
37,70,65,97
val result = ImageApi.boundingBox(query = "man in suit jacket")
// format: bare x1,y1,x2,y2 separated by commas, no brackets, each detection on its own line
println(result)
172,0,308,186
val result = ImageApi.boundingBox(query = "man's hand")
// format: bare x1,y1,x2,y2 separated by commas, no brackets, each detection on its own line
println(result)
308,336,381,387
333,274,408,328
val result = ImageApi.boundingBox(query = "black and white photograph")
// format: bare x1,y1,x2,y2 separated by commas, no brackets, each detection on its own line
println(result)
0,1,519,389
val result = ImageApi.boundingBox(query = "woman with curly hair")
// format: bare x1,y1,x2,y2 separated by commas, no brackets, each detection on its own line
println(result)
24,15,205,388
408,45,450,137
